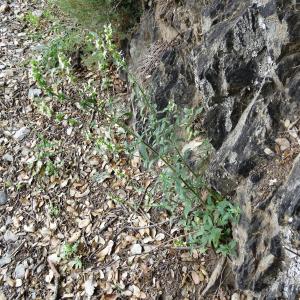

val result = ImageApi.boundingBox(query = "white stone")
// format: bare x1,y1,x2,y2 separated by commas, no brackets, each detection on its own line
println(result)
4,230,18,242
130,243,142,255
155,233,165,241
15,264,26,279
264,148,274,156
13,127,30,141
15,279,22,287
76,218,90,228
231,293,240,300
84,278,95,297
288,128,298,139
28,88,41,100
2,153,13,162
284,119,291,128
275,138,290,151
33,10,43,17
24,224,35,233
0,3,9,13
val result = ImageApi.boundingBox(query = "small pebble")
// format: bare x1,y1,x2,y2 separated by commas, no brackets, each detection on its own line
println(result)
231,293,240,300
0,191,8,205
0,291,7,300
66,127,73,136
2,153,13,162
15,278,22,287
28,88,41,100
4,230,18,242
284,119,291,128
155,233,165,241
130,243,142,255
15,264,26,279
32,10,43,17
13,127,30,141
275,138,290,151
264,148,274,156
288,128,298,139
0,253,12,268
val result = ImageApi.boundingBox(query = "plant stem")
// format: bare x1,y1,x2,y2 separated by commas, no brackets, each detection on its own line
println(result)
174,146,199,179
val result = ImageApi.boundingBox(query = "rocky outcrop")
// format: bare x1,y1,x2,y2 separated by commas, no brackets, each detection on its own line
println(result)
194,2,300,298
129,0,300,298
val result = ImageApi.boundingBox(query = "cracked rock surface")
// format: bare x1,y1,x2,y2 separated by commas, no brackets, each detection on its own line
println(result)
130,0,300,298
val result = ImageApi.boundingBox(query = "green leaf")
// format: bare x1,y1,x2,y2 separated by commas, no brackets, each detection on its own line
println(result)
210,227,222,248
139,143,149,163
183,200,192,219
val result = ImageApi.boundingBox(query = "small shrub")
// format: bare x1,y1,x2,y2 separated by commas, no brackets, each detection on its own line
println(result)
30,135,62,177
49,204,60,217
62,242,78,258
61,242,83,269
30,23,240,256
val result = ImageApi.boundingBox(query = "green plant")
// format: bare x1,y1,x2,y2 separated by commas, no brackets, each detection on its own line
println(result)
31,135,62,177
35,136,57,162
24,11,41,28
61,242,83,269
67,118,79,127
30,23,240,256
44,160,58,176
126,95,240,253
179,196,240,254
16,183,25,191
55,112,65,122
62,242,78,259
33,98,53,118
49,204,60,217
70,256,83,269
95,132,124,157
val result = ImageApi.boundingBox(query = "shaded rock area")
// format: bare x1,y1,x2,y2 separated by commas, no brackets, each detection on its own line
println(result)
129,0,300,298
